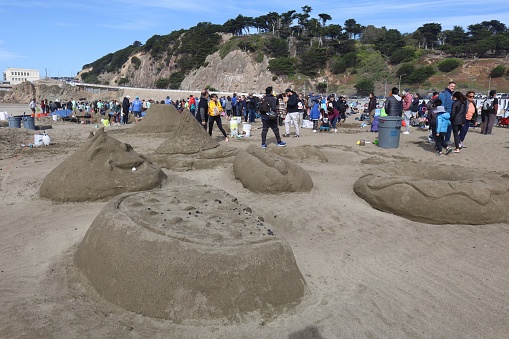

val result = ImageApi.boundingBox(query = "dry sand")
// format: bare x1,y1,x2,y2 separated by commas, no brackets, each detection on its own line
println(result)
1,103,509,338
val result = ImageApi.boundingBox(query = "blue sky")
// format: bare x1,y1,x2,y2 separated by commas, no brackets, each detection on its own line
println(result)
0,0,507,80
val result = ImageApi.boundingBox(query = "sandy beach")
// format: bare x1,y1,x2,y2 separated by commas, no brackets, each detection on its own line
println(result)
1,103,509,338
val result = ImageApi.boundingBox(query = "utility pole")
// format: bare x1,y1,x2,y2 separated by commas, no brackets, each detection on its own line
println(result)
399,74,406,91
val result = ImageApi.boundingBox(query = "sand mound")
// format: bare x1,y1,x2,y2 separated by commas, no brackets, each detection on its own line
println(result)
269,145,328,163
233,145,313,193
354,162,509,224
155,112,219,155
75,187,307,323
128,104,182,134
40,128,166,202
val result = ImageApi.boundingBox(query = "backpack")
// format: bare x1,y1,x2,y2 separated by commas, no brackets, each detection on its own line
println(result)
482,98,494,111
260,96,270,112
371,116,379,132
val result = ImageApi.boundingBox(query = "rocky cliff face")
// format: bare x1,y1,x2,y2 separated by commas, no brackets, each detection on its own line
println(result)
0,80,96,104
180,50,290,94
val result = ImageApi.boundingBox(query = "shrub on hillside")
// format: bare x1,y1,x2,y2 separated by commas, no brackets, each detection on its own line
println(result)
389,48,415,65
155,78,170,89
490,65,506,78
397,63,415,77
268,57,296,76
437,58,462,72
354,78,374,96
406,66,435,84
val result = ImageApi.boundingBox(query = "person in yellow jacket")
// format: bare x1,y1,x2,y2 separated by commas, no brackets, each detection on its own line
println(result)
208,93,228,142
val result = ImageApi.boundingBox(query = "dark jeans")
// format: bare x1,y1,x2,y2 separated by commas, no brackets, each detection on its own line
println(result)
208,115,227,137
312,119,319,130
445,124,452,142
459,121,470,142
429,122,437,143
247,108,256,123
331,116,338,129
261,118,282,145
452,124,462,149
436,132,448,153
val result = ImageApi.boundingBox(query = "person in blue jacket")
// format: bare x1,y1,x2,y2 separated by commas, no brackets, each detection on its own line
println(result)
131,96,143,123
438,81,455,142
309,98,321,132
435,105,453,156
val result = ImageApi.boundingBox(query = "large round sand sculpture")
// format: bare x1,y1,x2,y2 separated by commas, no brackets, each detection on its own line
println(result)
354,162,509,225
40,128,166,202
127,104,182,134
75,187,307,323
233,145,313,193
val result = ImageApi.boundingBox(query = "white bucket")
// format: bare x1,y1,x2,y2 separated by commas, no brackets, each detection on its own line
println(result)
42,134,51,146
34,134,44,147
229,120,238,137
243,123,252,137
52,114,58,121
0,112,8,120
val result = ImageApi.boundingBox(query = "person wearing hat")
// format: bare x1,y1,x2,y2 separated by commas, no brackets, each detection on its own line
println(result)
122,95,131,124
283,88,300,137
131,96,143,123
435,103,453,156
260,87,286,149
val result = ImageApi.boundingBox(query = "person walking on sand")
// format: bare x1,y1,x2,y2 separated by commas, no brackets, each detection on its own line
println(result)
208,93,228,142
450,91,467,153
283,88,300,137
197,90,209,129
122,95,130,124
459,91,478,148
29,98,37,117
368,92,377,125
401,89,412,134
481,90,498,135
260,86,286,149
435,105,453,156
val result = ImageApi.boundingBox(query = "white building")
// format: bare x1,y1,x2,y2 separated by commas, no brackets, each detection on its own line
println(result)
3,68,40,85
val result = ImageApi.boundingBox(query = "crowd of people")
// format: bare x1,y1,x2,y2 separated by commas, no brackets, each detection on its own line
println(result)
378,82,508,155
28,81,509,152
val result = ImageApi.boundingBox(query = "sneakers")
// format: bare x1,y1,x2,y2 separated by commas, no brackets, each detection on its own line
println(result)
293,134,300,138
282,133,290,137
435,151,443,156
445,147,453,155
334,128,337,133
277,141,287,147
313,130,317,133
261,144,267,149
402,131,410,135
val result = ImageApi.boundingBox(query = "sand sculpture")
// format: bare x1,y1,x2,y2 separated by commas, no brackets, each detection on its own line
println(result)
268,145,328,163
354,162,509,225
233,145,313,193
40,128,166,202
155,111,219,154
75,187,307,323
127,104,183,134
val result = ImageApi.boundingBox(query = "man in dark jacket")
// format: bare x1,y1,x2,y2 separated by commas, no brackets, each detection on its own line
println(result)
368,92,377,124
384,87,403,117
122,96,130,124
284,88,300,137
260,86,286,149
196,90,209,129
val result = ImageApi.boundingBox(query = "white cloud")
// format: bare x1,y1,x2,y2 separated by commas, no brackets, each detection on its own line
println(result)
100,18,159,31
0,48,23,61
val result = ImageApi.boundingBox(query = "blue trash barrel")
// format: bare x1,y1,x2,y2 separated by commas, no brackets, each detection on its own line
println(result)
8,116,22,128
22,116,36,130
378,116,402,148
